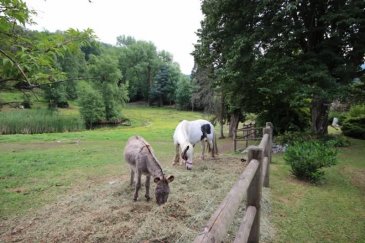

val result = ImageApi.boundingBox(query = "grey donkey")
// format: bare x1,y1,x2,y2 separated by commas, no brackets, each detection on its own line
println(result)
124,136,174,205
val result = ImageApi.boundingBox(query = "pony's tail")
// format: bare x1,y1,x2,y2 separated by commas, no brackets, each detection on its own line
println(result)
209,133,218,157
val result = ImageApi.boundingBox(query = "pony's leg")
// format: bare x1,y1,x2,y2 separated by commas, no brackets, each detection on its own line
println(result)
201,140,206,160
130,168,135,186
172,144,180,165
145,175,151,201
133,171,141,201
209,139,215,158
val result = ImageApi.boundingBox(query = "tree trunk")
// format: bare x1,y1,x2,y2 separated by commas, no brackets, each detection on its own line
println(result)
219,91,225,139
228,111,240,138
311,97,330,135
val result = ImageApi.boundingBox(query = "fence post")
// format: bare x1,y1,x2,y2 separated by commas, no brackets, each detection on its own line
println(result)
246,146,263,243
263,122,273,187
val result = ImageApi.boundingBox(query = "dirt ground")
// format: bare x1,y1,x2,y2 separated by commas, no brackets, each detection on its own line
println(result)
0,140,274,242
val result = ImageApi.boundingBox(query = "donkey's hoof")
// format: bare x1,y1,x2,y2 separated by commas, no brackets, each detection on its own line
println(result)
145,196,151,201
133,198,137,202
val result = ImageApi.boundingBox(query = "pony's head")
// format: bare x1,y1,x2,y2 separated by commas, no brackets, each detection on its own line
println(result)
181,143,194,170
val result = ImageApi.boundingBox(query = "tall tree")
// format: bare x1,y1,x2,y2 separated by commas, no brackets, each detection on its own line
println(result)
87,54,128,121
194,0,365,135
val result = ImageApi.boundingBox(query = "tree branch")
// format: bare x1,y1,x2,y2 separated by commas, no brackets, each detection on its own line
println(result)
0,48,31,86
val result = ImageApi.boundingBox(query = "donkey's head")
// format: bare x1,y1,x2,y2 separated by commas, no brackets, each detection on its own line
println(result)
181,143,194,170
154,175,175,205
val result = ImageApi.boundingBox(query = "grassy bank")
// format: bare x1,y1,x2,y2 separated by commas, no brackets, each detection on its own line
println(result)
270,139,365,242
0,109,84,134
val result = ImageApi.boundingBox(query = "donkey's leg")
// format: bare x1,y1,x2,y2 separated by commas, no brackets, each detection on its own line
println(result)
201,140,206,160
172,144,181,165
133,171,141,201
130,169,135,186
145,175,151,201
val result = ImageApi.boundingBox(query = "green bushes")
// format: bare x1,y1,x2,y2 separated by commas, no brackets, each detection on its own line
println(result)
341,116,365,139
284,140,337,183
78,86,105,128
0,109,84,134
341,104,365,139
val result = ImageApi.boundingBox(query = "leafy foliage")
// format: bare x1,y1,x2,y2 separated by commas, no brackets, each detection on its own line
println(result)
194,0,365,135
175,75,192,110
284,141,338,183
149,65,177,106
78,83,105,128
341,104,365,139
0,0,95,96
342,116,365,139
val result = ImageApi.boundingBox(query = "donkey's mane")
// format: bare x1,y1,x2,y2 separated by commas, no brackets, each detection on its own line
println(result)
137,137,164,176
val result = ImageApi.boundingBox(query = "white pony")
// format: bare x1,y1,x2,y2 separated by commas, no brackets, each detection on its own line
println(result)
173,119,217,170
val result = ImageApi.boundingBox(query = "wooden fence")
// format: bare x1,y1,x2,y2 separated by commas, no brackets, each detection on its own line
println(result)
233,122,263,152
194,122,273,243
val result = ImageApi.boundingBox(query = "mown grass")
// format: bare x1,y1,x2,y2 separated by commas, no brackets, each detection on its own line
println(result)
0,105,206,217
0,109,84,134
270,138,365,242
1,104,364,242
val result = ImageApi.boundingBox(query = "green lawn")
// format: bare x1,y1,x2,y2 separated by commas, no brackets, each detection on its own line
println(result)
0,104,364,242
270,139,365,242
0,105,206,217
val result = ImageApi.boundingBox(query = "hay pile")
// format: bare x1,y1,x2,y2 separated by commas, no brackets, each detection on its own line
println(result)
0,154,274,242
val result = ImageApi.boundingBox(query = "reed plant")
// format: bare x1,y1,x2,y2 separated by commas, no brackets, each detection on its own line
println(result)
0,109,84,134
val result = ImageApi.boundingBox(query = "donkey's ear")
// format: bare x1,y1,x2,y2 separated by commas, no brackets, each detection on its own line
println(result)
167,175,174,183
154,177,161,183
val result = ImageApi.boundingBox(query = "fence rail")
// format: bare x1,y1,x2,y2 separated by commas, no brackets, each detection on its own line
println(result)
194,122,273,243
233,123,264,152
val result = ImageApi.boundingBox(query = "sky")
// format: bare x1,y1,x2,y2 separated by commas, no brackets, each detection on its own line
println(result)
24,0,204,74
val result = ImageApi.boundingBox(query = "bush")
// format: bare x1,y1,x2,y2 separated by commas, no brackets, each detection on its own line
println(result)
284,140,337,183
347,104,365,118
340,104,365,139
78,85,105,128
320,135,351,147
275,131,315,145
341,116,365,139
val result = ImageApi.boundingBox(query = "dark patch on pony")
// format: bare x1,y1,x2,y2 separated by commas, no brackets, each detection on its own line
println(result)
200,124,211,141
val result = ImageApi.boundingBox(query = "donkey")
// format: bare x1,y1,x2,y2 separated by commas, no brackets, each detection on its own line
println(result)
172,119,217,170
124,135,174,205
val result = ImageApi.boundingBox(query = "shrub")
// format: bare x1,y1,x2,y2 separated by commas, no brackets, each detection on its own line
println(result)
284,140,337,183
78,86,105,128
340,104,365,139
275,131,315,145
341,116,365,139
347,104,365,118
320,135,351,147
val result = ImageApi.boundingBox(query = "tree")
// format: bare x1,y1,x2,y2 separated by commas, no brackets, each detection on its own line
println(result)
118,40,160,102
194,0,365,135
0,0,95,105
88,54,128,121
175,75,192,110
78,83,105,128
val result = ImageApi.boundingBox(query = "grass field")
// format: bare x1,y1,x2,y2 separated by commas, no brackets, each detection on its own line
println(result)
270,138,365,242
0,104,364,242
